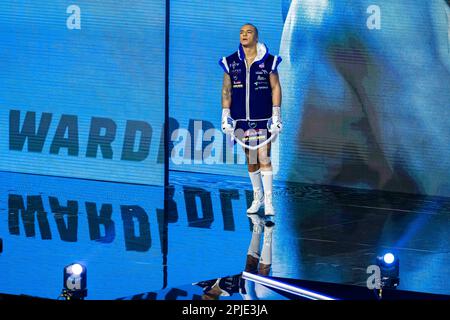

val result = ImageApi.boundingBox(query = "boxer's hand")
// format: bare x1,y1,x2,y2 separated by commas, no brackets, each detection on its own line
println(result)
221,116,235,135
268,116,282,134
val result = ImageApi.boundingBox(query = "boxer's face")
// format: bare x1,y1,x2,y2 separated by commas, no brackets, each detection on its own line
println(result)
240,25,258,47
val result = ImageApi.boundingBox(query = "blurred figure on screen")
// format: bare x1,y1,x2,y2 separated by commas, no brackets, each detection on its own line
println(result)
279,0,450,196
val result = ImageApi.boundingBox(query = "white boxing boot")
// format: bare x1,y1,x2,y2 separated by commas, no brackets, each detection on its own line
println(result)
247,169,264,214
260,170,275,218
247,191,264,214
264,192,275,216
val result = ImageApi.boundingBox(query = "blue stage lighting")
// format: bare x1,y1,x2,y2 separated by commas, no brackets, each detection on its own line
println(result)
60,263,87,300
383,253,395,264
70,263,84,276
376,253,399,289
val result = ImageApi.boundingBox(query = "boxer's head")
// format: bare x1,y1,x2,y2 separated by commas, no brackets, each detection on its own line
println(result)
240,23,258,47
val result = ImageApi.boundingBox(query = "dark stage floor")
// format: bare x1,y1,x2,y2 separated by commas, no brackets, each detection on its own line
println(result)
1,170,449,299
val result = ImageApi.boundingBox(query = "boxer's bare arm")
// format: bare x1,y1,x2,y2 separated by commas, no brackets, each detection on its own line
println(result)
269,72,282,108
222,73,232,109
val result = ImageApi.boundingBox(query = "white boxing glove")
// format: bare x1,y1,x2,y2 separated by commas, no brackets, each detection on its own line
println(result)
268,106,282,134
221,108,234,135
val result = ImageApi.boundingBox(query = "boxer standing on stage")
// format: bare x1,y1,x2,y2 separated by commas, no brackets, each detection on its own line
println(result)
219,23,283,275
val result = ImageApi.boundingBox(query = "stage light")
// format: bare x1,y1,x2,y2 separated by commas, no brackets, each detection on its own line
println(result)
383,253,395,264
60,263,87,300
376,252,399,290
70,263,83,276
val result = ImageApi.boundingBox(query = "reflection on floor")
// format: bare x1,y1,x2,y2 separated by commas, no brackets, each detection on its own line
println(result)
0,171,164,300
118,273,450,301
168,170,450,297
118,273,304,300
1,170,449,299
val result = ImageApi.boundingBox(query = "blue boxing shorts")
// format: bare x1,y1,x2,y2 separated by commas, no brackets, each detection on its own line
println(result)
233,119,272,149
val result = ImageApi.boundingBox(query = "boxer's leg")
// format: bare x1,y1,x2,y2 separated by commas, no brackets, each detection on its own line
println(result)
259,223,274,276
245,147,264,213
259,143,275,217
245,213,264,274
